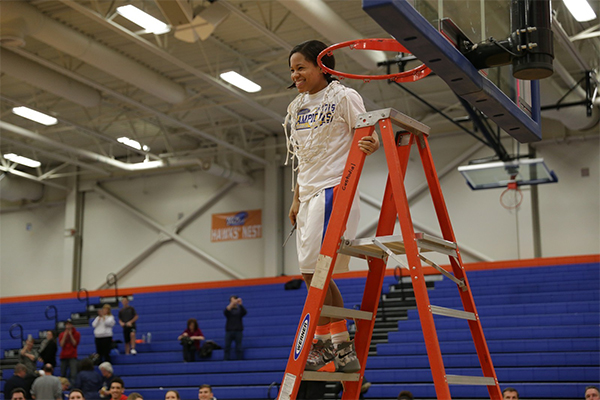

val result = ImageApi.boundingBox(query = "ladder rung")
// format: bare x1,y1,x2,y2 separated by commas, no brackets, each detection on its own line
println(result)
302,371,361,382
321,305,373,321
430,305,476,320
339,233,457,259
446,375,496,386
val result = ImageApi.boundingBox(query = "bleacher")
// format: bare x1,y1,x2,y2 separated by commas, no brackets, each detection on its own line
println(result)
1,260,598,399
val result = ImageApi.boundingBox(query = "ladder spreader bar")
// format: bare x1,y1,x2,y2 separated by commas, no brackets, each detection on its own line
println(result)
419,253,466,289
430,305,477,320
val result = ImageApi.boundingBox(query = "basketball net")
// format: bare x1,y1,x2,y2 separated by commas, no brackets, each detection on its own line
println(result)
500,179,523,210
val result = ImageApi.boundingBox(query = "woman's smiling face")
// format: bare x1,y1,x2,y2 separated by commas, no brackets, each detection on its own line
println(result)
290,52,328,95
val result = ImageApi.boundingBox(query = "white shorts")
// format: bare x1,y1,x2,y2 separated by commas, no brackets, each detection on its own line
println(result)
296,186,360,274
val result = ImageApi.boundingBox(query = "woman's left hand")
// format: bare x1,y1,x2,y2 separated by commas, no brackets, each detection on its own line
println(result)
358,133,380,155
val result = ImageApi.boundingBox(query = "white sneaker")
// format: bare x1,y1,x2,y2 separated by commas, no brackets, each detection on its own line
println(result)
130,349,137,355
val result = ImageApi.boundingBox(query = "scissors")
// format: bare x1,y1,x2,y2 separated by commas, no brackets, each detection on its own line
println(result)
282,223,297,247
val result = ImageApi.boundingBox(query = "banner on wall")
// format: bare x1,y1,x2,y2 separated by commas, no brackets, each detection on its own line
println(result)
211,209,262,242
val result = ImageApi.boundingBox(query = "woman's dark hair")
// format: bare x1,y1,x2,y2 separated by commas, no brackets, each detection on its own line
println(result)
187,318,198,331
69,389,85,399
79,358,94,371
288,40,336,89
165,390,180,399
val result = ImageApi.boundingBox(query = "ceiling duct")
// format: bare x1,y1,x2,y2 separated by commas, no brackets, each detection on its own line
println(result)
0,1,187,104
0,173,44,202
0,48,102,108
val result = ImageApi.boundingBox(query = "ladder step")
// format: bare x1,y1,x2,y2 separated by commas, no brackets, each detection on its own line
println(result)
446,375,497,386
302,371,361,382
339,233,457,259
321,305,373,321
430,305,476,320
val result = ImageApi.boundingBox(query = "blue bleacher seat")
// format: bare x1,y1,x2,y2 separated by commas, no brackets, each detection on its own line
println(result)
1,261,598,399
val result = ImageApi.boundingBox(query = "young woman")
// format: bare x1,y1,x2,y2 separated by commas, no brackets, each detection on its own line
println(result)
74,358,103,400
285,40,379,373
92,304,115,364
38,330,58,367
164,390,180,400
68,389,86,400
177,318,205,362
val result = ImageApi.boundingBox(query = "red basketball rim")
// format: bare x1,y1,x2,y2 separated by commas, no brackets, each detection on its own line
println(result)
317,38,431,83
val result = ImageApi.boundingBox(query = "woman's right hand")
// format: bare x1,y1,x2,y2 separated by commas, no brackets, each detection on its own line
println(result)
288,199,299,226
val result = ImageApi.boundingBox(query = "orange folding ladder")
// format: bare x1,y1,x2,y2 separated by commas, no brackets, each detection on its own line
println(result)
277,108,502,400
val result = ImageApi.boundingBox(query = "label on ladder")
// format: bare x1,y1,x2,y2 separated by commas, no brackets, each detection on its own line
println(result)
294,313,311,360
279,373,297,400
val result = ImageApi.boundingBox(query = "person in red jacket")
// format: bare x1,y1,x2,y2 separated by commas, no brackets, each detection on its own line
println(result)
59,319,81,383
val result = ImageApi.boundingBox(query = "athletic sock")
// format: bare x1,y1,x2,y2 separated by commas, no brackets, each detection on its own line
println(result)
330,320,350,344
315,323,331,342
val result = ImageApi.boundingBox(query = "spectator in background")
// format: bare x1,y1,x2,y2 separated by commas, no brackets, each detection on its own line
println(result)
165,390,180,400
98,362,119,399
92,304,115,364
4,363,35,399
60,377,71,399
198,385,216,400
126,393,143,400
59,319,81,383
19,337,38,374
586,386,600,400
31,363,62,400
10,388,27,400
398,390,414,400
118,297,138,355
109,378,127,400
224,296,246,361
18,338,37,373
39,330,59,367
69,389,86,400
177,318,205,362
502,387,519,400
74,358,103,399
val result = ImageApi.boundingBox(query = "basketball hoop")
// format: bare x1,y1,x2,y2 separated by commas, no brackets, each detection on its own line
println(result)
317,39,432,83
500,180,523,210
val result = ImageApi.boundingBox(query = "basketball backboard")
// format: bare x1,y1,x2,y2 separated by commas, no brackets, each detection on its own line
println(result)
363,0,543,143
457,158,558,190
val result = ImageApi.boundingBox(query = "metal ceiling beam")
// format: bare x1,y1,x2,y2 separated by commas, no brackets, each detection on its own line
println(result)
6,47,268,165
0,1,187,104
0,165,69,191
0,92,161,161
59,0,283,123
220,0,292,50
0,135,110,175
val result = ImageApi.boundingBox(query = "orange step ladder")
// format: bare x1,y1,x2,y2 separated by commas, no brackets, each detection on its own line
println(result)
277,108,502,400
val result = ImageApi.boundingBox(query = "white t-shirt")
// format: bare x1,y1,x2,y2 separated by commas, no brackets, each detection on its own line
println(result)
286,81,366,202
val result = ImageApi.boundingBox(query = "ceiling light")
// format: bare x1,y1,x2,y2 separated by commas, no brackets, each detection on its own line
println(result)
12,106,58,126
219,71,261,93
117,137,150,152
116,5,171,34
563,0,597,22
3,153,41,168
